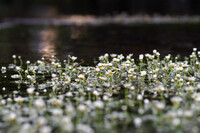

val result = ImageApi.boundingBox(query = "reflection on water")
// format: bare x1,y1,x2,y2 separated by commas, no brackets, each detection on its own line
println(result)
39,29,56,57
30,28,57,58
0,23,200,64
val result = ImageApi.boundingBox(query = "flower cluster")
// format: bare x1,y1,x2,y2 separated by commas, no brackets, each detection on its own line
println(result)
0,48,200,133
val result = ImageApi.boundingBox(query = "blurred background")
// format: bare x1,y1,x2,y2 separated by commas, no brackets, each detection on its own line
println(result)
1,0,200,17
0,0,200,64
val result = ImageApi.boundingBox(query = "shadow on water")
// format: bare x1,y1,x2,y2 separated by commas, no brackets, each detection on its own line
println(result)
0,23,200,64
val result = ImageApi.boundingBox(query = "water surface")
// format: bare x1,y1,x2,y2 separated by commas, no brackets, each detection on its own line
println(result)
0,23,200,64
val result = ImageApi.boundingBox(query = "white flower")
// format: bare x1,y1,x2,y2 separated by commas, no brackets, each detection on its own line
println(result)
185,86,195,92
78,74,85,80
139,54,144,60
155,85,165,93
27,87,35,95
66,92,73,97
78,104,86,113
93,90,99,96
77,124,94,133
7,112,17,122
16,66,21,71
193,48,197,51
39,126,52,133
64,76,71,84
105,70,114,76
62,116,71,125
110,54,117,58
71,56,77,61
134,117,142,128
37,60,43,64
99,76,107,81
172,118,181,126
51,109,63,116
34,99,46,108
113,58,120,63
2,87,6,91
124,83,131,88
93,101,104,109
153,49,157,54
128,68,134,74
26,60,30,64
14,97,24,104
118,54,124,60
1,67,6,73
95,67,100,72
20,123,31,133
137,94,143,100
0,99,6,105
99,56,104,61
140,71,147,76
171,96,182,105
188,77,195,83
12,55,16,59
51,73,57,78
184,110,193,118
104,53,109,58
36,117,47,127
27,75,32,80
49,98,62,106
154,101,165,110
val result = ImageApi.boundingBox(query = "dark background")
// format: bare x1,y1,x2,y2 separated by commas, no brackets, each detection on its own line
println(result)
0,0,200,18
0,0,200,64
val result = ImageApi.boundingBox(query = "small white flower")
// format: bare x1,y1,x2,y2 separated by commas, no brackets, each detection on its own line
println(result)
110,54,117,58
78,104,86,113
66,92,73,97
139,54,144,60
27,87,35,95
64,76,71,84
171,96,182,105
39,126,52,133
118,54,124,60
7,112,17,122
155,85,165,93
134,117,142,128
137,94,143,100
188,77,195,83
34,99,46,108
36,117,47,127
185,86,195,92
78,74,85,80
93,101,104,109
71,56,77,61
52,73,57,78
12,55,16,59
1,67,6,73
140,71,147,76
16,66,21,71
184,110,193,118
124,83,131,88
14,97,24,104
154,101,165,110
99,76,107,81
172,118,181,126
113,58,120,63
51,108,63,116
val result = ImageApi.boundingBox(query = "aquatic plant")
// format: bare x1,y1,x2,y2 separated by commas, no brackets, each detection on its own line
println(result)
1,49,200,133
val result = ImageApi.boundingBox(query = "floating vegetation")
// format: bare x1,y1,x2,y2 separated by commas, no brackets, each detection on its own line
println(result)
1,48,200,133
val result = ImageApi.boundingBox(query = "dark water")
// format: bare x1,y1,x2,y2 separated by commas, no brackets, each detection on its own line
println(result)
0,23,200,64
